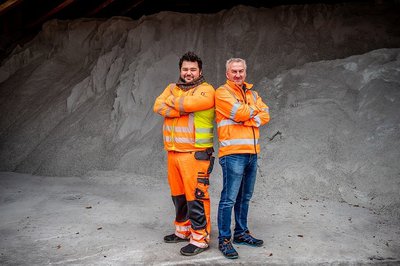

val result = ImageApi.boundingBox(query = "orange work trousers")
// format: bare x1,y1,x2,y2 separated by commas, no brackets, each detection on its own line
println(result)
167,150,212,248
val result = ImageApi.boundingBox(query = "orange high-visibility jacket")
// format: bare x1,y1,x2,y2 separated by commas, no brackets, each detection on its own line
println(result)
154,82,215,152
215,80,270,157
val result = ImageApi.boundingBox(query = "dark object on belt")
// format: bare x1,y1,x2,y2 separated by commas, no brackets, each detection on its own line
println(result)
194,147,214,161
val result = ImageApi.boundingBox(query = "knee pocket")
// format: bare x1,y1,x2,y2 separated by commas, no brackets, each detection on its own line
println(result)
195,177,209,200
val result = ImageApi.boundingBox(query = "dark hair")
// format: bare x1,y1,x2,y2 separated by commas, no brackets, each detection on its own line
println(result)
179,51,202,71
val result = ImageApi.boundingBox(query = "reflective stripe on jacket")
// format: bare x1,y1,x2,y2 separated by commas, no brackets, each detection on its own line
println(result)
154,82,215,152
215,80,270,157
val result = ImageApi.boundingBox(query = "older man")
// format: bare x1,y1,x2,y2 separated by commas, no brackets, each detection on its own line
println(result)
215,58,270,259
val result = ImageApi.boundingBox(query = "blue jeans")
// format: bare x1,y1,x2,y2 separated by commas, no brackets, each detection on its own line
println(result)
217,153,258,241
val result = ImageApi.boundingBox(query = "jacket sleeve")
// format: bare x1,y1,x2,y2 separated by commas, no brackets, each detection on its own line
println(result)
215,87,259,122
243,92,270,127
153,85,181,118
164,85,215,113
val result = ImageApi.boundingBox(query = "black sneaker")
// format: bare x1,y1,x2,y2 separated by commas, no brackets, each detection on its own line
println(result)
163,233,189,243
233,232,263,247
180,244,208,256
219,239,239,259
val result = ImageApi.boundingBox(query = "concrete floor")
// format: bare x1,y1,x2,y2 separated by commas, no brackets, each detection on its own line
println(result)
0,171,399,265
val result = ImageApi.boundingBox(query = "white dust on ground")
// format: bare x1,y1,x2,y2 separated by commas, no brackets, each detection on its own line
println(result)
0,171,398,265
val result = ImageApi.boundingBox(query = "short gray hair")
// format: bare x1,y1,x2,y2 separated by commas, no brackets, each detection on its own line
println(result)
226,58,247,72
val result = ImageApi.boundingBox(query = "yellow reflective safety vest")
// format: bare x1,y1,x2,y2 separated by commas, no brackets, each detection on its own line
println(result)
154,82,215,152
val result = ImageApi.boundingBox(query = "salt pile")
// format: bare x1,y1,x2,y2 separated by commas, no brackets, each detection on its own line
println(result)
0,3,399,218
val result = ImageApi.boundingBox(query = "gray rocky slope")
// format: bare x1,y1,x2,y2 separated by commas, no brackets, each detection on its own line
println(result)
0,3,399,218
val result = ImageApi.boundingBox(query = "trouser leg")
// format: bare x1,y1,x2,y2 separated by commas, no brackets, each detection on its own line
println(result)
177,152,212,248
217,154,246,241
167,152,191,238
234,154,258,236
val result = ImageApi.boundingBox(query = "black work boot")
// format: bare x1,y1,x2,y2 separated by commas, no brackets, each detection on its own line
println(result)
163,233,189,243
233,231,263,247
219,239,239,259
180,244,208,256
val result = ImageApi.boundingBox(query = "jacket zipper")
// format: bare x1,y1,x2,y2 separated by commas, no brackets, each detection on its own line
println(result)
251,127,257,154
171,118,177,150
241,87,257,154
171,88,184,150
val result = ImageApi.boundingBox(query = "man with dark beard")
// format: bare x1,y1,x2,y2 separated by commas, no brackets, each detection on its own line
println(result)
153,52,215,256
